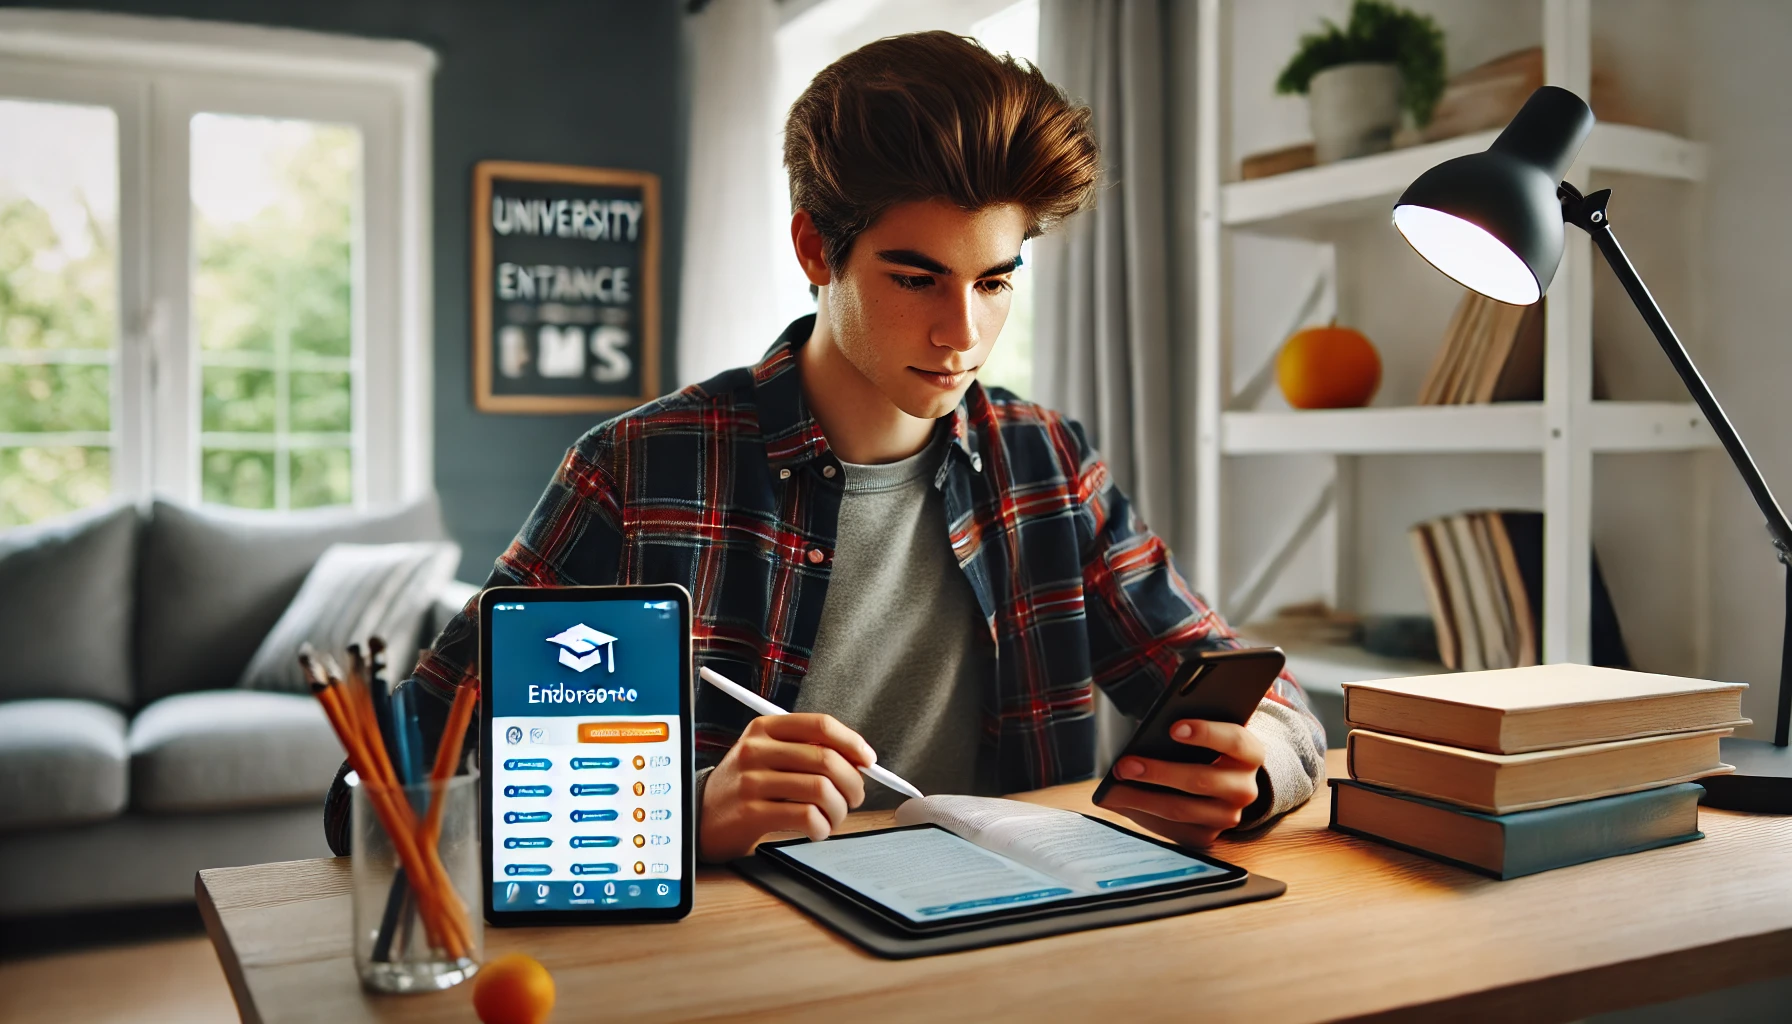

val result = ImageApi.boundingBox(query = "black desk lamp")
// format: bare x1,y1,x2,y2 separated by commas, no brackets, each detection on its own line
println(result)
1393,85,1792,813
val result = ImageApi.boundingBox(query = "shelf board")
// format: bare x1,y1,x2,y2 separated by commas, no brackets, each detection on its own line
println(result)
1222,123,1707,236
1221,402,1715,456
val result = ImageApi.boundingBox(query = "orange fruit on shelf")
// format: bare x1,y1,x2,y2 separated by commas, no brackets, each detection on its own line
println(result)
472,953,556,1024
1275,321,1382,409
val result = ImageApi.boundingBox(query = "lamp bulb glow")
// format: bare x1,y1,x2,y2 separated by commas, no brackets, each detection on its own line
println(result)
1393,204,1541,306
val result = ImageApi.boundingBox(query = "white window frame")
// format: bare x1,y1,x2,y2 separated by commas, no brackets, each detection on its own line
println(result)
0,9,436,508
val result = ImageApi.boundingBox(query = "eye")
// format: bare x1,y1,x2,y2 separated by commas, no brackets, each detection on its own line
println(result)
976,278,1014,295
891,274,933,291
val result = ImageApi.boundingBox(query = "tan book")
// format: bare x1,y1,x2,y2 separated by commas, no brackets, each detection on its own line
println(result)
1408,525,1459,670
1426,520,1484,671
1346,726,1735,814
1239,142,1316,180
1418,292,1477,405
1485,301,1544,402
1449,515,1510,669
1483,513,1538,667
1438,294,1494,405
1468,301,1531,404
1341,664,1750,753
1469,513,1519,667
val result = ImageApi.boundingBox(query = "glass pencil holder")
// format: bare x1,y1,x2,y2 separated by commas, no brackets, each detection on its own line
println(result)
349,771,483,993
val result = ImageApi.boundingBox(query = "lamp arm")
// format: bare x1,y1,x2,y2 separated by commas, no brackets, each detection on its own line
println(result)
1562,184,1792,746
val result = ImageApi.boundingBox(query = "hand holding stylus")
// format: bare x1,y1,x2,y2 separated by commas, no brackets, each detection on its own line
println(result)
697,667,919,862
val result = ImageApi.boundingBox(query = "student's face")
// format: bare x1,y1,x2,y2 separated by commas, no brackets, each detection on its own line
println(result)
807,198,1027,420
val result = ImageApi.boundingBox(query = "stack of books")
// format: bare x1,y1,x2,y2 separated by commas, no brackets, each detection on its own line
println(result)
1409,510,1629,672
1416,292,1543,405
1330,665,1748,879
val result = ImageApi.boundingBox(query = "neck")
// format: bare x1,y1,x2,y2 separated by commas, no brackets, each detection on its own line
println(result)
798,295,938,465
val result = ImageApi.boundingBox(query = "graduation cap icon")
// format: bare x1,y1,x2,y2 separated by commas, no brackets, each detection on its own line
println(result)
546,623,618,673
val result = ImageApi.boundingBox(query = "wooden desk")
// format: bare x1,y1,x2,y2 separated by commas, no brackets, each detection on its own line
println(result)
198,751,1792,1023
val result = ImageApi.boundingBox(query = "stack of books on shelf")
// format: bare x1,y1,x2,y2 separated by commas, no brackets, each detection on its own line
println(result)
1330,665,1748,879
1408,510,1629,672
1416,291,1544,405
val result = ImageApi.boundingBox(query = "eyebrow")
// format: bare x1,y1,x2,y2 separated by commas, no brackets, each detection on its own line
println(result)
876,249,1024,279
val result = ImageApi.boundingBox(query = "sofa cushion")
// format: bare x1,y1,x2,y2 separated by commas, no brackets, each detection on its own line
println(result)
128,690,344,813
240,541,461,693
0,503,138,705
0,699,129,831
135,496,447,706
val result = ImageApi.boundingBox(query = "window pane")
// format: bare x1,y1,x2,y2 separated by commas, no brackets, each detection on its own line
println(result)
201,449,275,509
193,113,358,510
290,447,351,509
0,447,110,528
290,370,351,433
971,2,1038,399
0,364,110,432
201,366,276,433
0,98,118,524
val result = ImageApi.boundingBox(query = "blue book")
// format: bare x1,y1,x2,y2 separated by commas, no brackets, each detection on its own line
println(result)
1328,778,1704,880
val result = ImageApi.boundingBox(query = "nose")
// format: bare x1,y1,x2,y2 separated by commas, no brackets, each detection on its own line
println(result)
931,285,980,354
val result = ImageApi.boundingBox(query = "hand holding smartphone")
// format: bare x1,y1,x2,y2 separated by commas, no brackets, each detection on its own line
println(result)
1091,646,1285,806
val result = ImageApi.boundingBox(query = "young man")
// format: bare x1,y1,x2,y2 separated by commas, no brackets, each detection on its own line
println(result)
324,31,1325,860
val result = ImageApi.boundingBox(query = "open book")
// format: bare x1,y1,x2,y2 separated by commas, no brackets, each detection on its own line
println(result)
763,795,1240,927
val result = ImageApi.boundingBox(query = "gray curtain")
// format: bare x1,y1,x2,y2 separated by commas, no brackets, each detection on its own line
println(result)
1036,0,1178,534
1036,0,1183,769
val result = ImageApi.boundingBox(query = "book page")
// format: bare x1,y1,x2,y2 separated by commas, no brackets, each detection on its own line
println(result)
895,795,1229,893
773,827,1081,923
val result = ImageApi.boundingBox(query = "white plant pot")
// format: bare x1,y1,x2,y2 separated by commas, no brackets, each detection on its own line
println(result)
1308,62,1402,163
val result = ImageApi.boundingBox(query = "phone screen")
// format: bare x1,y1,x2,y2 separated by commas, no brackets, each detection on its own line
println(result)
485,592,688,917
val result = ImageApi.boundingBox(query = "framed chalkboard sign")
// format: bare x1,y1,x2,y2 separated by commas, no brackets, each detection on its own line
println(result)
472,161,661,414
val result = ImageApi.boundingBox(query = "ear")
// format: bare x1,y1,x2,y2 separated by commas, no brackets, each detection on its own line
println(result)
790,210,832,289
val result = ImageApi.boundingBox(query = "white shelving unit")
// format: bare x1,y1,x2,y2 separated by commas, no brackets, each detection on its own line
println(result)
1193,0,1718,683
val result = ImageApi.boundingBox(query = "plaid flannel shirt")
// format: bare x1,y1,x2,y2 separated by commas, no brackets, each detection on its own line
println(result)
323,316,1325,853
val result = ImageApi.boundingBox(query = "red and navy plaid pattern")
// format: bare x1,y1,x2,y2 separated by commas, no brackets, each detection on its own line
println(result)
323,316,1322,852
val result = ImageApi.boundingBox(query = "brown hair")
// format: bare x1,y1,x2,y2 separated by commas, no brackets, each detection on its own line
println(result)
784,30,1099,275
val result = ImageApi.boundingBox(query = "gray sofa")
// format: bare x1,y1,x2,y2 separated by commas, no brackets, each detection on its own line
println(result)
0,497,476,917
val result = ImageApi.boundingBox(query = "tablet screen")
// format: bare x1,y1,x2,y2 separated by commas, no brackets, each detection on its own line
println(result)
485,589,690,919
762,821,1242,929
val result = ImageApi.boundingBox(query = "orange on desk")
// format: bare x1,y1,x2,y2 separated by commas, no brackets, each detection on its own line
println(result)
472,953,556,1024
1276,321,1381,409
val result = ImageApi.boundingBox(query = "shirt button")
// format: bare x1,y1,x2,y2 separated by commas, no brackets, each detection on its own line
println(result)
807,548,826,564
778,468,791,480
822,465,837,479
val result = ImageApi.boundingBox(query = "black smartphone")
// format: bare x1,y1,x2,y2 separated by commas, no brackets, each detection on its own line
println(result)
1091,646,1286,805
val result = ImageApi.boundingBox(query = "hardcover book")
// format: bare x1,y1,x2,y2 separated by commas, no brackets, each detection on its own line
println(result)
1328,778,1704,880
1346,725,1734,814
1341,663,1749,754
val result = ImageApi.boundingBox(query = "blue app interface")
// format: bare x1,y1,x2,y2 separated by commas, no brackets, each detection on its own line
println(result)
489,597,685,912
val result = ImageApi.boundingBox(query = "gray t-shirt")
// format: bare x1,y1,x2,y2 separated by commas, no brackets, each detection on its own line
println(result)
793,433,994,808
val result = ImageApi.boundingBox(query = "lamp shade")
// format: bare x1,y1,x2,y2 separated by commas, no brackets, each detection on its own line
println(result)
1393,86,1596,305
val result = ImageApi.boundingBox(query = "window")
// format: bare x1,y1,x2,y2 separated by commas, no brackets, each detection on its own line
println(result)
192,114,359,510
968,0,1039,399
0,11,434,525
0,98,118,526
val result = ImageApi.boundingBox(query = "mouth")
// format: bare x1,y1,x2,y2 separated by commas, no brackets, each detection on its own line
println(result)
908,366,975,390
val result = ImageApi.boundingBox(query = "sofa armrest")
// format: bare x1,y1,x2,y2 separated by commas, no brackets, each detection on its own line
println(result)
427,580,481,640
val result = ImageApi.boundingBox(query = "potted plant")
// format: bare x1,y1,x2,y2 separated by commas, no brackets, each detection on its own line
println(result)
1275,0,1445,163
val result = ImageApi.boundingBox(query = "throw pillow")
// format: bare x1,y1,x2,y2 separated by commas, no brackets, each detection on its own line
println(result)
238,541,461,694
136,495,448,706
0,502,139,706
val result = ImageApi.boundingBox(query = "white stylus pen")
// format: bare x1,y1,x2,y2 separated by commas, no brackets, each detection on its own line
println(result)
698,666,925,800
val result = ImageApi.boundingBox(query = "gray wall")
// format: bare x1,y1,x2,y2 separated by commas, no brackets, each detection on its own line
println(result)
6,0,688,580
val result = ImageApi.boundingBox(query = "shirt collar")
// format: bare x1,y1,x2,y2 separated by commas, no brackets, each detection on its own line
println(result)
752,314,983,475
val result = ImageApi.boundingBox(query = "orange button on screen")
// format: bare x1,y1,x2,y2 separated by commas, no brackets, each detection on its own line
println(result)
578,721,670,743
